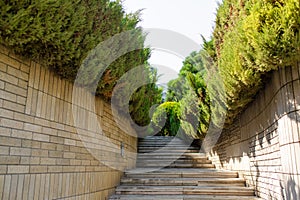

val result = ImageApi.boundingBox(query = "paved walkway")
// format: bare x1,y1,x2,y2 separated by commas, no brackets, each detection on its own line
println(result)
110,136,261,200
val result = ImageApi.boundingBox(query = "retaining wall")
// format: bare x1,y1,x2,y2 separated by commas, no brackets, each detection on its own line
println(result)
0,45,137,199
209,63,300,200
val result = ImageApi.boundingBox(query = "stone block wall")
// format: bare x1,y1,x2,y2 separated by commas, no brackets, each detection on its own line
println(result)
0,45,137,199
208,63,300,199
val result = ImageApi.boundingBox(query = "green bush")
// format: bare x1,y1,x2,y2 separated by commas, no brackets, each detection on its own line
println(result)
213,0,300,124
152,102,181,136
0,0,162,126
0,0,124,78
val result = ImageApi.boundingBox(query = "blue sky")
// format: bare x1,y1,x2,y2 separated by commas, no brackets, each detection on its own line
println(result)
123,0,220,83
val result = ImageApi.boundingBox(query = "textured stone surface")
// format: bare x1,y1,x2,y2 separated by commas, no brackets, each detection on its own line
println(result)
208,64,300,200
110,136,260,200
0,45,137,199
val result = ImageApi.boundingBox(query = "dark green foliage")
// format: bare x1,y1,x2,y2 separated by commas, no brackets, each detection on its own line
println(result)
112,65,162,126
0,0,124,78
152,102,181,136
165,50,211,139
180,51,205,76
0,0,162,126
165,77,186,102
179,54,211,139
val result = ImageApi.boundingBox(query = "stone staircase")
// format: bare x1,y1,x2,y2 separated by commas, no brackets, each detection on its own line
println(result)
109,136,260,200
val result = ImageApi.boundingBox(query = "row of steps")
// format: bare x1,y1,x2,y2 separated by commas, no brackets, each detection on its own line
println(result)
110,195,260,200
109,136,260,200
137,137,209,168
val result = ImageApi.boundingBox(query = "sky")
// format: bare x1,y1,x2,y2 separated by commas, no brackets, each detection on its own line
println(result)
123,0,221,84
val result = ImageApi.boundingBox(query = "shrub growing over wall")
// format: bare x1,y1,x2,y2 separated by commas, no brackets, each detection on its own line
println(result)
214,0,300,124
165,0,300,138
0,0,162,126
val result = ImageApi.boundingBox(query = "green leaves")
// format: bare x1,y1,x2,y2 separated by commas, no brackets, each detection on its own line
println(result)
213,0,300,125
152,102,181,136
164,50,211,139
163,0,300,139
0,0,162,127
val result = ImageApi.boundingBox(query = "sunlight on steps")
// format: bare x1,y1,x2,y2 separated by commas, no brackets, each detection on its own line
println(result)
109,136,261,200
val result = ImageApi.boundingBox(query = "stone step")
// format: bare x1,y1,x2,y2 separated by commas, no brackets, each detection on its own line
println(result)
109,194,261,200
138,145,196,149
138,140,182,144
138,149,197,151
137,144,193,147
138,146,192,148
138,141,189,145
138,140,189,143
136,163,215,168
137,152,206,158
138,140,187,143
115,185,255,196
137,158,210,164
138,151,207,155
109,136,260,199
137,157,209,162
176,159,211,163
125,169,239,179
138,149,200,153
138,140,183,143
121,177,246,186
137,157,212,164
139,139,186,142
136,160,211,168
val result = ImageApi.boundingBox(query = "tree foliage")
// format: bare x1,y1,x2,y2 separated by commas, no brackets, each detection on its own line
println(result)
165,50,211,139
152,102,181,136
213,0,300,124
0,0,162,126
165,0,300,139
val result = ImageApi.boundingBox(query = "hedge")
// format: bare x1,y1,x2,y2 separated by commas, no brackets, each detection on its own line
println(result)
0,0,162,126
165,0,300,139
213,0,300,124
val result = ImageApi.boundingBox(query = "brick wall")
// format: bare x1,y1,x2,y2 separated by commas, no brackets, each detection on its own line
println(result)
208,63,300,199
0,45,137,199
